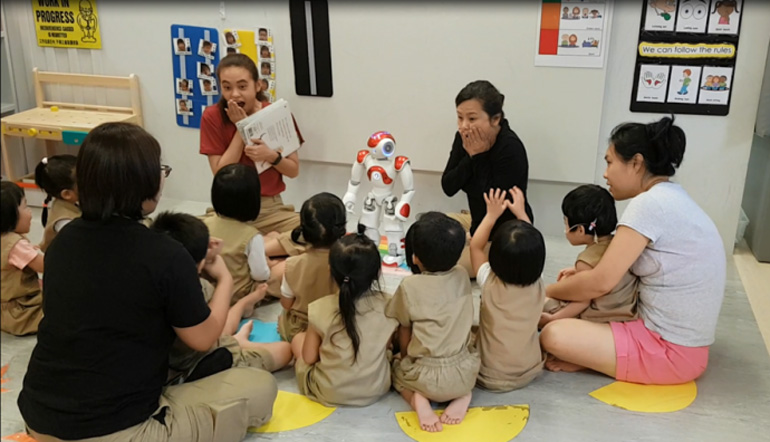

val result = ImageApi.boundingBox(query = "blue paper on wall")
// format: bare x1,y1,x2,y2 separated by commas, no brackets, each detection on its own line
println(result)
170,24,220,129
238,319,282,343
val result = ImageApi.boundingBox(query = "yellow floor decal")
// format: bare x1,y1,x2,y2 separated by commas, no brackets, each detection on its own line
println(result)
395,405,529,442
249,390,336,433
589,381,697,413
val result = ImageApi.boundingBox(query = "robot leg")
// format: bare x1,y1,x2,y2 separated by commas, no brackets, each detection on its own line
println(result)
382,201,405,267
360,194,381,246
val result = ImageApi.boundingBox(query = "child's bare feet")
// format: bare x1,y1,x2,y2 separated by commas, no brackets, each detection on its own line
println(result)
440,392,472,425
545,353,585,372
411,392,442,432
233,320,253,345
239,283,268,318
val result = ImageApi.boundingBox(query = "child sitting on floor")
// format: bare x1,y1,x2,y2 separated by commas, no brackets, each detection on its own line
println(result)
34,155,80,252
386,213,480,433
278,192,346,343
1,181,44,336
292,225,399,406
540,184,638,328
152,211,291,383
203,164,279,305
471,187,546,392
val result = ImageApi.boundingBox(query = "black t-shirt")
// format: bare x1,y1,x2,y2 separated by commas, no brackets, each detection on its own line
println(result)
18,217,211,439
441,118,534,236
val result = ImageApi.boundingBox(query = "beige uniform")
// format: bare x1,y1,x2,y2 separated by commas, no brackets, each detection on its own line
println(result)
385,266,480,403
167,279,278,382
295,292,399,406
1,233,43,336
39,199,81,252
545,237,639,322
203,214,263,303
278,248,337,342
477,265,545,392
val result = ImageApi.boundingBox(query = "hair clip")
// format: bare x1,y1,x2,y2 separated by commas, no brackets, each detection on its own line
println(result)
42,157,48,165
343,276,350,283
588,219,597,231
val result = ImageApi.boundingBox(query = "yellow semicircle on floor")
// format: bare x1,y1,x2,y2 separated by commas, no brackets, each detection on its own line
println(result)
249,390,336,433
589,381,697,413
395,404,529,442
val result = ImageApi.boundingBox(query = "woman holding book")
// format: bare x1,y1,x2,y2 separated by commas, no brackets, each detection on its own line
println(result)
200,54,304,257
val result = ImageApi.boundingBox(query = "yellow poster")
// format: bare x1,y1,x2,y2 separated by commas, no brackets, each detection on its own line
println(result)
32,0,101,49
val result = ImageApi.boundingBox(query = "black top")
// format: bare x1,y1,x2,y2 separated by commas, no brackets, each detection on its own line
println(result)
441,118,533,236
18,217,211,440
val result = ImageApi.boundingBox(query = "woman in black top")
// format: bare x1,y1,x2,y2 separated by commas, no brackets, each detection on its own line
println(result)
442,80,533,277
18,122,277,442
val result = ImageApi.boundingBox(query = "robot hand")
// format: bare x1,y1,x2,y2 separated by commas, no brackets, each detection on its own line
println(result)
342,192,356,214
394,200,411,222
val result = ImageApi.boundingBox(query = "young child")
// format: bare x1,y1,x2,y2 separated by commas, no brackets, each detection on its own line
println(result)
278,192,346,343
291,225,399,406
385,213,480,433
203,164,276,305
1,181,44,336
34,155,80,252
541,185,638,327
152,211,291,382
471,187,546,392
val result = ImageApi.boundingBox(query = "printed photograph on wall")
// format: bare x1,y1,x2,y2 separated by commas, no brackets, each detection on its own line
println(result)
173,37,191,55
636,64,671,103
176,78,193,96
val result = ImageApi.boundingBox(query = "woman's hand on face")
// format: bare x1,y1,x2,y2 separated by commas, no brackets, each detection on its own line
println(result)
244,138,278,163
226,100,248,123
461,127,493,157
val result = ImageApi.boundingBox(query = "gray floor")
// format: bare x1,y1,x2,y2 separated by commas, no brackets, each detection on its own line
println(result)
2,199,769,441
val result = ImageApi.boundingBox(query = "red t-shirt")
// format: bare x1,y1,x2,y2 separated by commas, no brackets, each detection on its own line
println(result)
199,102,304,196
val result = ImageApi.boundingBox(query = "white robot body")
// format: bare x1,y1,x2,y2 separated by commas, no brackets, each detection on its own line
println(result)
342,131,415,266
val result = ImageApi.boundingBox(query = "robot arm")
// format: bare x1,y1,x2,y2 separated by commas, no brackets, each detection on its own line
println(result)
342,150,369,213
394,157,415,221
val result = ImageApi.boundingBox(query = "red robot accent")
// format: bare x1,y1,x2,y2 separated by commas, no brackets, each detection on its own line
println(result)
367,131,395,148
357,150,370,164
367,165,393,184
394,156,409,171
399,203,411,218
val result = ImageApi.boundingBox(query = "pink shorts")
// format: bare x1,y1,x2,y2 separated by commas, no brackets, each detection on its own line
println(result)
610,319,709,385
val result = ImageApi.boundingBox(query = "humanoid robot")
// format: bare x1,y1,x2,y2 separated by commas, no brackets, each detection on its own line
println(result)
343,131,415,266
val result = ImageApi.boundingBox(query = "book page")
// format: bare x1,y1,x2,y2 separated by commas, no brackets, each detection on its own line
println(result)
236,99,301,173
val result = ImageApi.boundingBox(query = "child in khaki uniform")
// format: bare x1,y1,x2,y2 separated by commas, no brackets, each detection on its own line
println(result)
278,193,346,342
152,212,291,383
1,182,45,336
203,164,281,304
34,155,81,252
292,226,399,406
386,214,480,433
471,188,546,392
540,185,638,328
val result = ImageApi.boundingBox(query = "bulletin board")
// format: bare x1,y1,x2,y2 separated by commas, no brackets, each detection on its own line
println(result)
170,24,220,129
630,0,743,116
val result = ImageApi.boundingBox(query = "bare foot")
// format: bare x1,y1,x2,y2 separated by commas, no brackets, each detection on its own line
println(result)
411,392,442,432
545,354,586,373
538,312,553,330
239,283,268,319
233,321,254,345
440,392,472,425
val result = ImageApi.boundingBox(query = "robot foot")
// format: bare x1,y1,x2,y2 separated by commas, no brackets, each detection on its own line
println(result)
382,254,405,267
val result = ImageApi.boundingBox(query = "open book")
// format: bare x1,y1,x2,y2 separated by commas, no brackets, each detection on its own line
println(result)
235,99,301,174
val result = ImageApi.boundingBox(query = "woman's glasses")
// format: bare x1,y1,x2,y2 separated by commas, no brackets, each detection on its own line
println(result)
161,164,172,178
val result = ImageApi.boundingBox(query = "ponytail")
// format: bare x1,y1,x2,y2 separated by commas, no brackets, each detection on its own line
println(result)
610,115,686,177
34,155,77,226
329,224,381,363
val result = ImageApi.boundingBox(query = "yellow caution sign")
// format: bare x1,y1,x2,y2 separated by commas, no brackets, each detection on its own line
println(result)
32,0,101,49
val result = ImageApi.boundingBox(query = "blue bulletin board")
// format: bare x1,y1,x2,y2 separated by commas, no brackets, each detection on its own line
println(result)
171,24,220,129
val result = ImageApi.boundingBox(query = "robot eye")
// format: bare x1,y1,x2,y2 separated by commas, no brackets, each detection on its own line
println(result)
680,4,693,19
382,142,394,155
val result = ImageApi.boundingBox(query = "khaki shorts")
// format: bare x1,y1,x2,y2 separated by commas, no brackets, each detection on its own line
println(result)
278,308,308,343
392,348,480,403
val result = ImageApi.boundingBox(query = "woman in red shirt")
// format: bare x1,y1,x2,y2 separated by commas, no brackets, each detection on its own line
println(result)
200,54,303,257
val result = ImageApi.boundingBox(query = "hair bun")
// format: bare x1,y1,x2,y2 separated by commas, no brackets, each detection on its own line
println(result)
356,223,367,236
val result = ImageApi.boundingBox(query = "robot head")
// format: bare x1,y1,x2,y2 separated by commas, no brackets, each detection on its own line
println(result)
367,131,395,160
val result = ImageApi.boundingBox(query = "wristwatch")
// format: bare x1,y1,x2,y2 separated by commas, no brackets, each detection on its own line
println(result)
271,151,283,166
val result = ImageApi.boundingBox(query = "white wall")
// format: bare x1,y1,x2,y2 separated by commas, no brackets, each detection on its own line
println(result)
3,1,768,250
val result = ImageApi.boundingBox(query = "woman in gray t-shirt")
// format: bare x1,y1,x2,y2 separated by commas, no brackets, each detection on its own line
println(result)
541,116,726,385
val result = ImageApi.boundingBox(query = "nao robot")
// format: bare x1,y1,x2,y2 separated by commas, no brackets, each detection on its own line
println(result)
343,131,415,266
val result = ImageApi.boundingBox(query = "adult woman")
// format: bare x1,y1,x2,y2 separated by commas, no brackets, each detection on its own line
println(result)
18,122,277,441
200,54,302,257
441,80,533,277
541,116,726,385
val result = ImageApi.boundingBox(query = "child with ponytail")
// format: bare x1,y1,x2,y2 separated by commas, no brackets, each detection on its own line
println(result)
278,192,347,342
34,155,80,252
291,225,399,406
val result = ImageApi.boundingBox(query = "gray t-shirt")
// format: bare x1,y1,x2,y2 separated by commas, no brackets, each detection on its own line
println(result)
618,182,725,347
